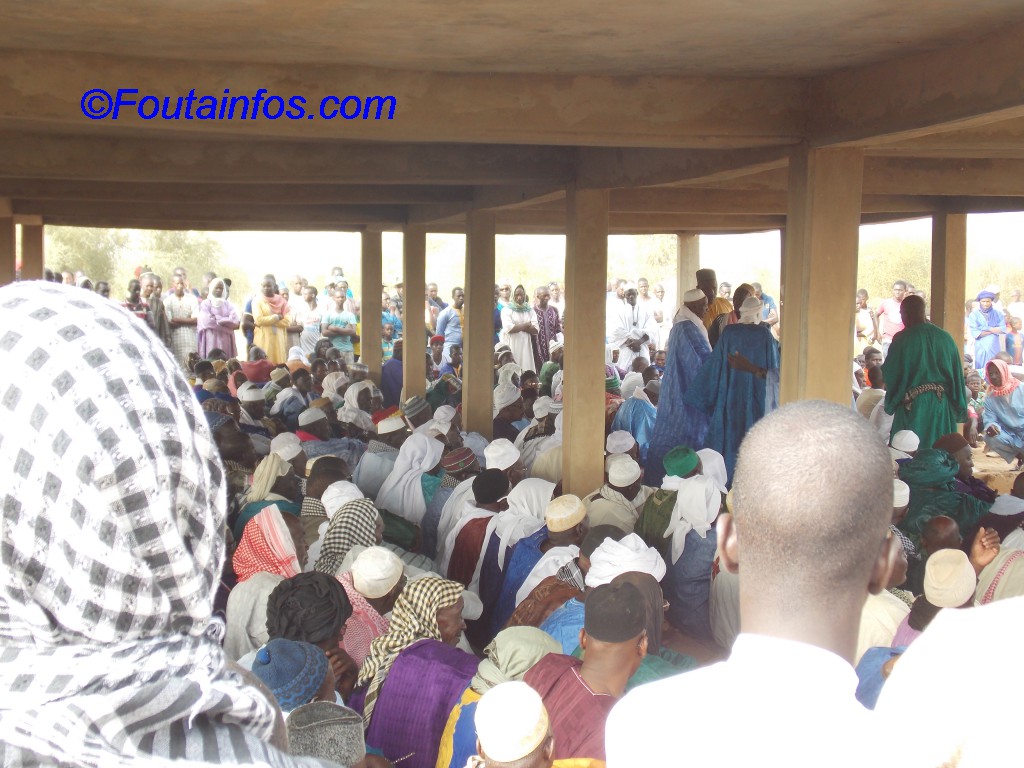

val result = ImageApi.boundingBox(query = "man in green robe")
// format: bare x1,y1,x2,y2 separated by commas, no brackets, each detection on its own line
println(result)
881,295,967,449
897,448,991,546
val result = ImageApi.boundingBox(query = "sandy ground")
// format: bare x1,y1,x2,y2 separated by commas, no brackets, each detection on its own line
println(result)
973,444,1021,494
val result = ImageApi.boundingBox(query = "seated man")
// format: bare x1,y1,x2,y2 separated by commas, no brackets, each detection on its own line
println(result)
524,582,647,762
582,456,651,533
493,383,526,442
898,448,992,546
607,400,902,767
352,409,409,499
933,432,997,504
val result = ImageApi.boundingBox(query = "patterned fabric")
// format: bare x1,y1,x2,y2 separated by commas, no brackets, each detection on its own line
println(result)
357,577,464,727
339,572,390,667
300,494,326,517
232,506,302,582
163,291,200,365
0,283,322,767
314,499,381,575
556,559,587,592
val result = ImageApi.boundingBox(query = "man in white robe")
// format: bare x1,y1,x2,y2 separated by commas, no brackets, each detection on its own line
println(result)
608,284,659,372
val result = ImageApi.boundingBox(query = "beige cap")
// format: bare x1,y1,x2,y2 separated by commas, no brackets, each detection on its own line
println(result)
545,494,586,533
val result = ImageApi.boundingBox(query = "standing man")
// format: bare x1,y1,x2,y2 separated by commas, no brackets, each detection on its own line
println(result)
164,273,199,367
609,285,658,372
321,286,359,365
294,284,323,357
548,281,565,317
426,282,447,333
533,285,562,365
718,282,732,301
876,280,908,356
752,283,779,329
882,294,967,449
435,287,465,356
695,269,735,331
967,289,1007,372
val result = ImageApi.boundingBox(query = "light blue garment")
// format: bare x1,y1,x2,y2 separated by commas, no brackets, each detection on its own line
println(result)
436,305,463,352
968,307,1006,371
665,528,717,644
323,310,358,353
682,323,780,482
611,395,657,463
646,320,712,487
539,597,586,655
982,385,1024,463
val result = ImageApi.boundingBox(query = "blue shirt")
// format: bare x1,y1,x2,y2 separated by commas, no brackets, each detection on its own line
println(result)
761,293,778,320
323,310,357,352
435,306,463,347
539,598,586,654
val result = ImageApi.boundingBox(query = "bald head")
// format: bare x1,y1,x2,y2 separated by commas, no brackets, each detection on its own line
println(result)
900,294,927,327
920,514,962,555
731,400,893,603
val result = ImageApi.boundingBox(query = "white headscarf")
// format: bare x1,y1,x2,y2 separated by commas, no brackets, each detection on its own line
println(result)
696,448,728,494
208,277,228,308
738,296,764,324
674,298,711,344
340,381,375,432
322,481,365,518
287,346,307,362
322,372,350,399
584,533,667,588
620,372,644,401
496,479,557,568
493,384,522,417
497,363,523,388
375,433,445,526
662,474,721,565
551,370,564,402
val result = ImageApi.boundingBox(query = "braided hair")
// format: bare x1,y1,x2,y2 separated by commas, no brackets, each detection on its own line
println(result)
266,572,353,646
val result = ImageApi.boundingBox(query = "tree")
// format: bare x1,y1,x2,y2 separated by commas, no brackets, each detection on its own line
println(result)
45,227,131,285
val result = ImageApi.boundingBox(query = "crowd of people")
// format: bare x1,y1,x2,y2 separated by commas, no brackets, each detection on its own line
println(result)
3,261,1023,768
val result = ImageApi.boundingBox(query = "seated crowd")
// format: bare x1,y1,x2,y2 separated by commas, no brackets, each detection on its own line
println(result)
2,273,1023,768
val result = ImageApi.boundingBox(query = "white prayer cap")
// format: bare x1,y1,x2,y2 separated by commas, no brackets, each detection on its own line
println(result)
475,682,550,763
532,396,554,419
892,430,920,452
322,481,364,518
605,453,629,474
352,546,404,599
548,339,564,354
608,457,642,487
434,405,457,423
240,385,265,403
889,447,911,462
924,549,976,608
545,494,587,533
683,288,705,303
548,399,564,413
270,432,302,461
377,413,406,435
428,419,452,438
492,383,522,417
738,296,764,324
494,342,512,353
605,431,636,454
585,532,667,588
298,408,327,427
485,438,521,471
893,479,910,508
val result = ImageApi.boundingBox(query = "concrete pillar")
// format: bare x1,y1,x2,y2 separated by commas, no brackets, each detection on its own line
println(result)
360,231,383,384
675,232,700,313
465,211,496,438
0,199,14,286
402,225,427,400
20,222,44,282
563,185,609,496
930,213,967,355
780,145,864,404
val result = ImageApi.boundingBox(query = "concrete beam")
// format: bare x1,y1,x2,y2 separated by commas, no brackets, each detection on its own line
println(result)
0,49,805,148
931,213,968,356
809,21,1024,146
577,146,790,189
0,132,576,185
464,211,496,439
401,225,427,399
360,232,383,384
20,223,44,281
0,198,14,286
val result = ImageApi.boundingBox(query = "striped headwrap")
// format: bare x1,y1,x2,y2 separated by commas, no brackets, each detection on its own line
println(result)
313,499,381,576
232,505,302,582
0,282,315,767
357,576,463,727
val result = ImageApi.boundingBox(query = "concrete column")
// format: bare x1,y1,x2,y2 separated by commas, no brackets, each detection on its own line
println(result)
675,232,700,312
0,199,14,286
360,231,383,384
563,185,609,496
402,225,427,400
20,222,44,282
930,213,967,355
465,211,496,438
780,145,864,404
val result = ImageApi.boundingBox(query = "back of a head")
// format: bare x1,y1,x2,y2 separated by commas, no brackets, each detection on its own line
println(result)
266,572,352,645
867,366,884,389
732,400,893,600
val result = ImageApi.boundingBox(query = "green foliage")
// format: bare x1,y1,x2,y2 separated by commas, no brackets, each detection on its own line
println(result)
856,236,931,303
46,227,131,286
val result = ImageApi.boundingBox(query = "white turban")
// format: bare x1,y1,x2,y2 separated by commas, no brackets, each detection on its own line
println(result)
548,339,564,355
298,408,327,426
683,288,705,303
322,481,364,518
608,457,642,487
893,479,910,508
738,296,764,324
434,405,457,424
697,448,728,494
475,682,550,764
270,432,302,461
497,363,523,388
663,474,721,565
493,384,522,417
239,385,265,403
585,532,667,588
532,396,554,419
485,439,521,471
620,372,644,401
352,546,404,599
606,431,636,454
892,430,920,452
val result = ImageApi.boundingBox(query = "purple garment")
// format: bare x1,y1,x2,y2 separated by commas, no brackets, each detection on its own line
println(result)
364,638,479,768
197,298,239,358
890,615,921,648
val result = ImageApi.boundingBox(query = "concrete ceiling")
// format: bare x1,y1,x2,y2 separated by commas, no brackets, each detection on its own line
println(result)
3,0,1024,76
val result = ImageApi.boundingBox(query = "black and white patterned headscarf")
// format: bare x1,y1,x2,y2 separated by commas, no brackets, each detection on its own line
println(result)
0,283,324,767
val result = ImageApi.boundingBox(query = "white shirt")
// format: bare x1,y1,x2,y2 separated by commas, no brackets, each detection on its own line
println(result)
606,633,890,768
855,590,909,664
